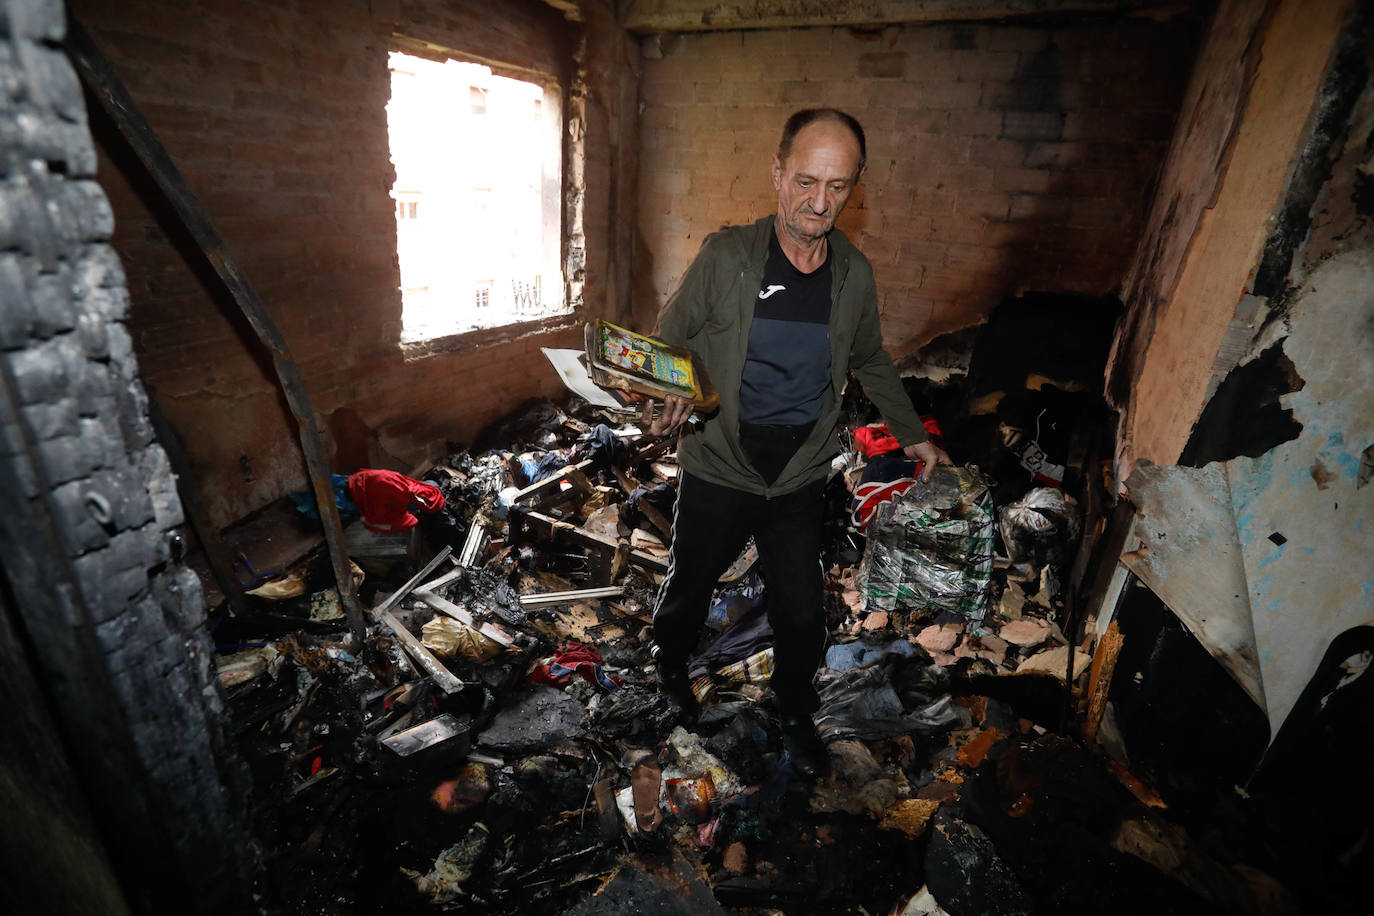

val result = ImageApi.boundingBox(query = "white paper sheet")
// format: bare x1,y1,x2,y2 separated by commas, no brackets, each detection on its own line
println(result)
541,347,626,410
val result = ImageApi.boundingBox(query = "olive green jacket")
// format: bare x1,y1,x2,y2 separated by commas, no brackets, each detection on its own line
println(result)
655,216,928,497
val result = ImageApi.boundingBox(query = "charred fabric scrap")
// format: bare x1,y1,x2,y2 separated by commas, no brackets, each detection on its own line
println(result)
211,302,1294,914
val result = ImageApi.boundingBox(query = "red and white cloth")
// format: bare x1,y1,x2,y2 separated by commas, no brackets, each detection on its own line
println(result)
528,642,623,690
851,477,920,530
849,417,945,530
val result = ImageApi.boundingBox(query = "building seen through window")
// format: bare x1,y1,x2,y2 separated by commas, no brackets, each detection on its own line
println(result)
387,50,565,342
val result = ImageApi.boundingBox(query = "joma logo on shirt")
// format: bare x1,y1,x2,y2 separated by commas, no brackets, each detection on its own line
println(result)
757,284,786,300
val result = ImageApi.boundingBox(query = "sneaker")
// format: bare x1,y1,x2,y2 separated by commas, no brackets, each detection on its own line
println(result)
655,662,700,723
781,714,830,780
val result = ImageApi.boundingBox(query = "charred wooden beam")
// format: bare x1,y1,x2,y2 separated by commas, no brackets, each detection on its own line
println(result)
510,506,670,576
63,16,366,645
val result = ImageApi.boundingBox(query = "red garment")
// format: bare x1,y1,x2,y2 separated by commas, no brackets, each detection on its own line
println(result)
346,469,444,533
853,417,944,458
853,425,901,457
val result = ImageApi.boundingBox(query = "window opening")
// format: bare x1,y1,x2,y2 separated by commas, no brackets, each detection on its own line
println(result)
387,50,565,343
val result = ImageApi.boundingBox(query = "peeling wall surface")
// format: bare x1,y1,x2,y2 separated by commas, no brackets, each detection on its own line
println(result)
1235,249,1374,736
1122,463,1265,714
1115,0,1374,740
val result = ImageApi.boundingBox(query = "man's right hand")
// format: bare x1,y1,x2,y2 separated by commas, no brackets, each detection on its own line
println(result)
641,395,693,437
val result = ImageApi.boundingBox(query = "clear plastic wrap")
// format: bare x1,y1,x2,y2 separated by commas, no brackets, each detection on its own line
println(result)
858,466,995,622
998,486,1081,569
814,658,969,741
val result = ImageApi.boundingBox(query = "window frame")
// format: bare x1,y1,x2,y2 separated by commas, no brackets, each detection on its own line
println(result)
388,35,577,360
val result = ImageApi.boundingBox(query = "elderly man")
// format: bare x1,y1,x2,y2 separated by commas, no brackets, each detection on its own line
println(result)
643,108,950,779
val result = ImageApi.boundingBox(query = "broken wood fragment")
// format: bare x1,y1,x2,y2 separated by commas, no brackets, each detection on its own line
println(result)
603,539,625,582
290,767,339,796
416,565,465,594
375,608,466,695
511,459,597,508
413,589,517,648
638,501,674,542
612,465,637,497
374,545,454,616
611,466,673,540
457,522,487,567
519,585,625,608
512,507,670,575
63,17,366,645
1083,621,1125,744
633,436,677,465
1014,645,1091,682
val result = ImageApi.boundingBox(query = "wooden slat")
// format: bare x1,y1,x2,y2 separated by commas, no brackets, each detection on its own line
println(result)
374,545,454,615
519,585,625,607
376,609,466,694
1082,621,1125,744
413,589,517,648
457,522,486,566
510,459,597,508
513,508,670,574
612,465,673,541
416,564,465,594
634,437,677,465
63,18,367,643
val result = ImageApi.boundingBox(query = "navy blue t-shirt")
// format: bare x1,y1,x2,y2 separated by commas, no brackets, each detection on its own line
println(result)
739,234,832,425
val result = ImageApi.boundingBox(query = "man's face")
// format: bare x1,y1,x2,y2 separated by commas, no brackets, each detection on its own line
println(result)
772,120,863,245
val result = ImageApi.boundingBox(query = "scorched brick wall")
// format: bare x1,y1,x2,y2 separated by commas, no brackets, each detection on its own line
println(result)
70,0,633,528
634,19,1198,356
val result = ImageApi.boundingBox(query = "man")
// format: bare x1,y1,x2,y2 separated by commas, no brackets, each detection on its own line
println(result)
642,109,951,779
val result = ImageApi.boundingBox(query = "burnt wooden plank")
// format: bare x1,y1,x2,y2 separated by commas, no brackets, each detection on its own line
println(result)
63,17,365,644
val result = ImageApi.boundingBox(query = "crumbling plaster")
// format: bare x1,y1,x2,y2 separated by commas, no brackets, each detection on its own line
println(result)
1234,249,1374,737
1122,462,1265,714
1111,0,1374,742
1122,250,1374,738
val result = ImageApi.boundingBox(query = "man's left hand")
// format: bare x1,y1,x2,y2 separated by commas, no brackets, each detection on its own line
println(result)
903,441,952,482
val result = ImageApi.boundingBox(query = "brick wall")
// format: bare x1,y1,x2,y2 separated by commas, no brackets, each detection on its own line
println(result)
634,18,1198,356
70,0,634,528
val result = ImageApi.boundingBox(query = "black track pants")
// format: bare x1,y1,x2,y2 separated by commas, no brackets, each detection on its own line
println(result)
651,471,828,716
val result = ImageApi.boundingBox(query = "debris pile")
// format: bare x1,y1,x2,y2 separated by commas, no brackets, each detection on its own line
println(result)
207,339,1295,913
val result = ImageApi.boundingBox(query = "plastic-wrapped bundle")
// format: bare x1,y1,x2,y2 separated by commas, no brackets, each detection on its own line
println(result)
858,466,994,622
814,656,969,741
998,487,1081,570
